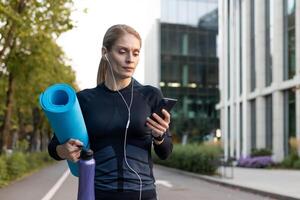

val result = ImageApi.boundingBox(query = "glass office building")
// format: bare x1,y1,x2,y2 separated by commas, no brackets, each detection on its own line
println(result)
160,0,219,140
218,0,299,162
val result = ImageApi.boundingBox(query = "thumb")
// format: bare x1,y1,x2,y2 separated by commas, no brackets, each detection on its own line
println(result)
68,139,83,147
74,139,83,147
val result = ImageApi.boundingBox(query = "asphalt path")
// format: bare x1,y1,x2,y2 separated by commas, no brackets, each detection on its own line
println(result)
0,162,276,200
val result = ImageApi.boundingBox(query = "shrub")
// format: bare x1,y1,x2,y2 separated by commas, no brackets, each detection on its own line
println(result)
279,137,300,169
0,151,55,188
41,152,55,163
289,137,299,155
6,152,29,179
237,156,273,168
153,143,222,175
27,152,55,169
27,152,45,169
0,156,8,186
281,153,299,168
293,159,300,169
251,148,272,157
15,139,29,152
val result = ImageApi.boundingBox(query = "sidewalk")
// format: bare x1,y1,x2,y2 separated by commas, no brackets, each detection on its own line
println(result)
157,165,300,200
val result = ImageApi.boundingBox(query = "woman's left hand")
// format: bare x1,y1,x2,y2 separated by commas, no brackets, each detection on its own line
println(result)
146,109,170,144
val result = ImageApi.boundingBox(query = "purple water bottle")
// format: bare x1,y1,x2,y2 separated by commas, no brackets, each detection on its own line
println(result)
77,149,95,200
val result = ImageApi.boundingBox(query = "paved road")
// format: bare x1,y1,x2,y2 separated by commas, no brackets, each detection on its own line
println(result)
0,162,67,200
0,162,277,200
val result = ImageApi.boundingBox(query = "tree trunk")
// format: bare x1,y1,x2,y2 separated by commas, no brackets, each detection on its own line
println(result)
30,107,41,152
11,130,18,149
0,73,15,152
40,129,48,151
38,113,46,151
0,0,27,153
17,108,26,140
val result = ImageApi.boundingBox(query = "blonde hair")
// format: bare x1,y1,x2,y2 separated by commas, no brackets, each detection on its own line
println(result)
96,24,142,85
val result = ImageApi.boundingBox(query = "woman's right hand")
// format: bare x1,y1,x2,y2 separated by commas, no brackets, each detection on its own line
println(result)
56,139,83,162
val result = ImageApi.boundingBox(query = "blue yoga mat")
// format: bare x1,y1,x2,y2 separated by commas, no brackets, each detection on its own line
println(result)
39,83,89,177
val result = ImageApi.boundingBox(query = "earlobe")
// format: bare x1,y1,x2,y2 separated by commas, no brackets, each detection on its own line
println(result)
101,46,108,60
103,54,108,61
101,51,107,61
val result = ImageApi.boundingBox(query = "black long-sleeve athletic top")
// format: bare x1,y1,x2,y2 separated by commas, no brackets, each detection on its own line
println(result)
48,79,173,200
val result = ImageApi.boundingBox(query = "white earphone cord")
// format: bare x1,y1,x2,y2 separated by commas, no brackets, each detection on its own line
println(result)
105,55,143,200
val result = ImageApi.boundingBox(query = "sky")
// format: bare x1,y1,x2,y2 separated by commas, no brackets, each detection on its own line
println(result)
57,0,160,90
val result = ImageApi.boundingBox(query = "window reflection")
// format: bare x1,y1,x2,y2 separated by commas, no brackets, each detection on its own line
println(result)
285,0,296,79
160,0,219,136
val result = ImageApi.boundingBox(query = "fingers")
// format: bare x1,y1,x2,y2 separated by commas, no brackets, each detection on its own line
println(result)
61,139,83,162
66,147,81,162
147,116,168,132
149,111,170,128
68,139,83,147
70,146,82,154
67,139,83,151
70,151,81,163
162,109,170,124
146,121,165,135
146,110,170,135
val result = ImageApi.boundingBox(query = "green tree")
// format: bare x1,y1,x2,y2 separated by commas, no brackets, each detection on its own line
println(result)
0,0,75,152
14,35,77,152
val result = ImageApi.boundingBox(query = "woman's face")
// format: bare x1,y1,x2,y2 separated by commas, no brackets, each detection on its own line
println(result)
106,33,141,80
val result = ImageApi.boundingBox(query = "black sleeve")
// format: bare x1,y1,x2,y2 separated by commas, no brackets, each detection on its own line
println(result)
48,134,64,161
149,87,173,160
153,131,173,160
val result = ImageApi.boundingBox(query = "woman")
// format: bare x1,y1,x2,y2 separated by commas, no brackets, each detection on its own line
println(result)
48,24,173,200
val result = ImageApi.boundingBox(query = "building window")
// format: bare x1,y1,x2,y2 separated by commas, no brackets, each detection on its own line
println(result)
265,0,273,86
160,0,219,143
239,103,243,154
182,64,189,86
239,0,243,95
265,95,273,150
284,0,296,80
284,89,296,155
250,0,256,91
227,0,231,99
228,106,231,156
250,100,256,150
182,33,189,55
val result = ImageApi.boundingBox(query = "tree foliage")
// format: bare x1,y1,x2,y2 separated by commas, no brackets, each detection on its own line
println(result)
0,0,78,152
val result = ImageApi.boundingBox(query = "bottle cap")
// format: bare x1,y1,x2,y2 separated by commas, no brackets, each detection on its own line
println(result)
80,149,94,160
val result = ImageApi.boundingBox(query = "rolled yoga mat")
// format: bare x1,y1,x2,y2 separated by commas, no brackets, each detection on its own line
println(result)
39,83,89,177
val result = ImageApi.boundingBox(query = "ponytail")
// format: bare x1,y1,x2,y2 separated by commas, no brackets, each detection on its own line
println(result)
96,58,108,85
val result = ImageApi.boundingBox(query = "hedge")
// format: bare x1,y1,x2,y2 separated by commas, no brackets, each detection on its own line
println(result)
153,143,222,175
0,152,55,187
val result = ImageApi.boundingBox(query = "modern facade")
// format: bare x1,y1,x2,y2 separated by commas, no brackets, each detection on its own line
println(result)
217,0,299,162
159,0,219,139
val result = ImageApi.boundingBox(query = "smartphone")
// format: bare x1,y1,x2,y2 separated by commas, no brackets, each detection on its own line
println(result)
150,98,177,121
